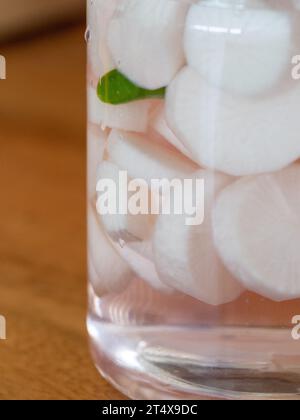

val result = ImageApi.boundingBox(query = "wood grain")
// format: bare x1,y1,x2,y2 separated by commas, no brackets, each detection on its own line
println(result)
0,25,125,400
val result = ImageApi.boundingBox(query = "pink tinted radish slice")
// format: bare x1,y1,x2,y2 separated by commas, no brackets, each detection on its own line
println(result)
184,2,292,96
149,102,193,160
119,245,172,292
107,0,189,90
96,161,169,291
107,129,199,186
166,67,300,176
87,125,106,198
213,164,300,301
88,86,151,133
153,170,244,305
88,206,133,296
96,161,155,244
87,0,116,78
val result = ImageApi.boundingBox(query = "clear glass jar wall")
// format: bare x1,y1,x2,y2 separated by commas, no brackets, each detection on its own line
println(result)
87,0,300,400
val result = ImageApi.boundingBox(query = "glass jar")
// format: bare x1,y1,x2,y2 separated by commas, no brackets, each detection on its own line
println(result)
87,0,300,400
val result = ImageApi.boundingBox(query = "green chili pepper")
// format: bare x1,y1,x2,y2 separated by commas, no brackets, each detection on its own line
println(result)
97,69,166,105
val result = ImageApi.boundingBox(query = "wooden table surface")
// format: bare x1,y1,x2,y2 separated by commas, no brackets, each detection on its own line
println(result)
0,24,125,400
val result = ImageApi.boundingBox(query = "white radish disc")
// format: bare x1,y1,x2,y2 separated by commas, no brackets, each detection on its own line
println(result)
87,63,100,90
166,67,300,176
107,129,199,186
149,102,193,160
96,161,169,291
88,206,133,296
96,161,155,244
87,125,106,198
120,245,172,292
107,0,189,89
184,2,292,96
87,0,116,78
88,86,150,133
213,164,300,302
153,170,244,305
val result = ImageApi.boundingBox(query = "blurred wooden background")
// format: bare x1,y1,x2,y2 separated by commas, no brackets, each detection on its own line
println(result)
0,1,124,400
0,0,85,41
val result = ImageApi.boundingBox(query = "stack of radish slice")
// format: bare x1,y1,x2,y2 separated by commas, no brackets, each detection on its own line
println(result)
166,67,300,176
184,2,292,96
107,0,189,89
88,206,133,296
153,170,244,306
87,0,300,304
96,161,155,250
149,102,193,160
88,86,151,133
87,124,106,198
96,160,171,292
213,165,300,301
107,129,199,184
87,0,117,78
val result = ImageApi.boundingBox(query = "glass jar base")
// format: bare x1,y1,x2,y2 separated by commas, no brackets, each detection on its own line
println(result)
88,317,300,400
